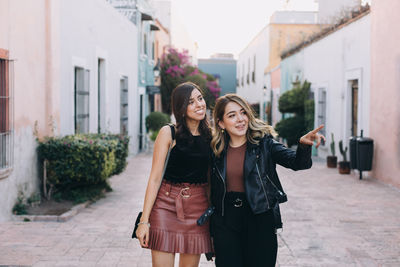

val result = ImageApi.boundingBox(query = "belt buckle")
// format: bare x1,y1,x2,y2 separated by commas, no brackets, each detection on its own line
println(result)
233,198,243,208
180,187,191,198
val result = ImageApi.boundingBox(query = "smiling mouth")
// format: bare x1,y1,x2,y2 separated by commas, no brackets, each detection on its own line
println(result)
195,109,205,114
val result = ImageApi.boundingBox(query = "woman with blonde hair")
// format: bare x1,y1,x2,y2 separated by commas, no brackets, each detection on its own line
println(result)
209,93,325,266
135,82,213,267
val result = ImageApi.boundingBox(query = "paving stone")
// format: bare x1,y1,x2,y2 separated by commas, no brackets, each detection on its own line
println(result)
0,153,399,266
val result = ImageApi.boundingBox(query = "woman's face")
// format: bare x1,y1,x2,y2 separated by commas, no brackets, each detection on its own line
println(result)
218,101,248,138
185,89,206,121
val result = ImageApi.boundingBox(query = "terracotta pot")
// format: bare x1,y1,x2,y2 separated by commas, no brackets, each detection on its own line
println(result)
338,161,351,174
327,156,337,168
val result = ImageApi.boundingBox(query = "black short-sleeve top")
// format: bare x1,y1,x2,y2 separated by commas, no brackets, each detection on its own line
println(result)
163,134,210,184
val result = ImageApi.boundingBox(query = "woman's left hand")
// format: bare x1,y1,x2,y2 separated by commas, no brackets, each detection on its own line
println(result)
300,124,326,148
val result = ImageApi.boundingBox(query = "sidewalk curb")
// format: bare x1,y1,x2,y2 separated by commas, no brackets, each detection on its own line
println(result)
14,201,91,222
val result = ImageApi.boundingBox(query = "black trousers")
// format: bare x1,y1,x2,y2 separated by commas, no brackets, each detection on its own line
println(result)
212,192,277,267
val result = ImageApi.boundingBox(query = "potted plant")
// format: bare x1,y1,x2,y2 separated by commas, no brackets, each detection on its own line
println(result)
338,140,350,174
327,133,337,168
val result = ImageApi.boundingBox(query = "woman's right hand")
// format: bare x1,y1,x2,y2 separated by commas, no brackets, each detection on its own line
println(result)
136,223,150,247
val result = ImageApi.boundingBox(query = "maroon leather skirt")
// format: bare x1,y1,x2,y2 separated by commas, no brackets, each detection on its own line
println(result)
148,180,213,254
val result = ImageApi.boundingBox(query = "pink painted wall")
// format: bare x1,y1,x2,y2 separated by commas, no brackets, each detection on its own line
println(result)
370,0,400,188
0,0,60,221
0,0,60,137
271,67,281,90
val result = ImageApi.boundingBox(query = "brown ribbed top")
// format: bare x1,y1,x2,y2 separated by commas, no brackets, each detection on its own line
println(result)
226,142,246,192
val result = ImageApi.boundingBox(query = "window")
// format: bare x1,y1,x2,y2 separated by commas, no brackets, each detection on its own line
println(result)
0,49,13,173
241,63,244,86
237,66,240,87
143,33,147,55
247,59,250,84
252,55,256,83
152,41,155,60
75,67,90,134
120,77,129,135
317,88,327,140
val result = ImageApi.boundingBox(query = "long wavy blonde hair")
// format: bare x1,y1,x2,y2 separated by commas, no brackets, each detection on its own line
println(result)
211,94,277,157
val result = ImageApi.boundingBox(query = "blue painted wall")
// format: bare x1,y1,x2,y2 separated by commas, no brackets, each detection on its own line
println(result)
280,51,304,94
198,58,237,96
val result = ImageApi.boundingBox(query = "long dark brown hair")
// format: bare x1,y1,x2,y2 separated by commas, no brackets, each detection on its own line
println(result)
171,82,211,142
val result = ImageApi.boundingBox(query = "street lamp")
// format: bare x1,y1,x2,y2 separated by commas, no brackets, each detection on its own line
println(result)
153,60,160,81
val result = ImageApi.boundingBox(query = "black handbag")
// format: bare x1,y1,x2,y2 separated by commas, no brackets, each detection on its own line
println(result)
132,124,175,239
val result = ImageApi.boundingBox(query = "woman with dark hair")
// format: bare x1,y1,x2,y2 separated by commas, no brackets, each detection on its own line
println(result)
210,94,325,267
135,82,213,267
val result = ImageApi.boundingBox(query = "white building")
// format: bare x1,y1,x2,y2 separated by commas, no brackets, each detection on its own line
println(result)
281,10,370,159
60,0,139,153
151,0,198,64
237,11,318,114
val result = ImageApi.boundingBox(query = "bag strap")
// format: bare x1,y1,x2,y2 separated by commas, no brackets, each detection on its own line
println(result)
161,124,175,179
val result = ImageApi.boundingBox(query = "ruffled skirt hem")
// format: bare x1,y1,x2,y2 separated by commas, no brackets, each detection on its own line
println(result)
147,227,213,254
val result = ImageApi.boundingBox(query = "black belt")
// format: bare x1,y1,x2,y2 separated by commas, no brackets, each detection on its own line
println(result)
225,192,247,208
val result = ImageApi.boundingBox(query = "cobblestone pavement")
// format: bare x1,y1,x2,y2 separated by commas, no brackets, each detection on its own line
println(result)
0,153,399,266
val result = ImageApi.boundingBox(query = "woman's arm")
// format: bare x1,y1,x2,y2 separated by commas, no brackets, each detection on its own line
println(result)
270,125,325,170
136,125,173,247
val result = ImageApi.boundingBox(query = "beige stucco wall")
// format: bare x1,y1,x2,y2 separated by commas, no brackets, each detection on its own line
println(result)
370,0,400,188
0,0,60,221
266,24,320,73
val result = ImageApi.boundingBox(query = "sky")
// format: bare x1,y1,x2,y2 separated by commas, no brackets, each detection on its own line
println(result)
171,0,319,59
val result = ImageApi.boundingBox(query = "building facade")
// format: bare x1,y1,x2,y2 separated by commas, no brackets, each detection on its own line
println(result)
198,54,237,96
0,0,60,222
237,11,319,119
151,0,198,64
108,0,158,151
280,9,371,160
264,20,320,125
0,0,139,221
370,0,400,188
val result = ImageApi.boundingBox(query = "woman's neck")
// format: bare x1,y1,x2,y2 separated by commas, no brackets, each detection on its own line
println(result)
186,118,201,135
229,135,247,148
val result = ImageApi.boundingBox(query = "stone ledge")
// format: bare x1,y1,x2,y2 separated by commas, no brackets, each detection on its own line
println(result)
14,201,90,222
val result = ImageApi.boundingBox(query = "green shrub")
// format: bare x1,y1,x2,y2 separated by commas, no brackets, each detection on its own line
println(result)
146,112,170,132
278,81,310,114
38,136,117,192
53,181,112,204
12,195,27,215
37,133,130,203
150,130,159,141
275,116,306,147
304,98,315,132
276,80,313,147
86,134,130,175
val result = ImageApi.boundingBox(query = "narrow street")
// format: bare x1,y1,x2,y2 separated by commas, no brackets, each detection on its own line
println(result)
0,152,399,266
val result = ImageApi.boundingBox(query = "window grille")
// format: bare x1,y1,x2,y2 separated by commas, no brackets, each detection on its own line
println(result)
120,77,129,135
317,88,327,141
75,67,90,134
0,56,14,171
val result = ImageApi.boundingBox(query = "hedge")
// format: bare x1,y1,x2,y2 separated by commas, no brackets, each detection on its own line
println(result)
145,112,170,132
37,134,129,194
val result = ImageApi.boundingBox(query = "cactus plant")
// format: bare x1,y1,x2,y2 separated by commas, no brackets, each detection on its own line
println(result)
330,133,336,156
339,140,348,162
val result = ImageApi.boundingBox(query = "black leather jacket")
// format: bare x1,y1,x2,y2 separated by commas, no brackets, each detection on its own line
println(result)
210,135,312,229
